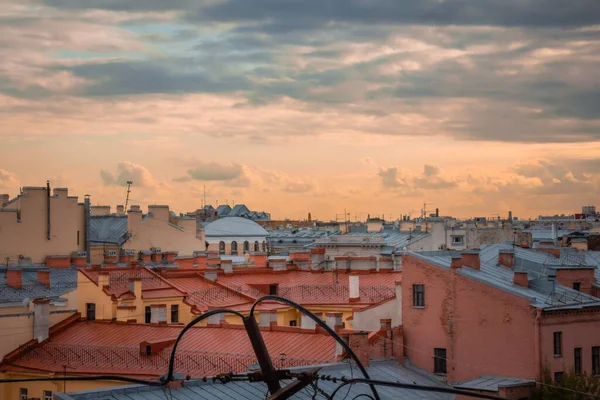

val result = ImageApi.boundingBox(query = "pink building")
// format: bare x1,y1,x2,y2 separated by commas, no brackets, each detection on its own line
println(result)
402,245,600,395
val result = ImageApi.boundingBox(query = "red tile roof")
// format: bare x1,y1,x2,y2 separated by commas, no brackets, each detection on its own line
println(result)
80,267,185,300
4,320,338,378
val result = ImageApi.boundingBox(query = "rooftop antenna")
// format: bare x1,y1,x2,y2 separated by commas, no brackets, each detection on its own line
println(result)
203,185,206,209
124,181,133,211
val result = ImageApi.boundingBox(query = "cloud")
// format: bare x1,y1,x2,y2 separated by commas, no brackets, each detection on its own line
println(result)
378,167,408,188
175,162,246,183
283,181,315,193
100,161,158,188
0,169,19,188
377,164,457,190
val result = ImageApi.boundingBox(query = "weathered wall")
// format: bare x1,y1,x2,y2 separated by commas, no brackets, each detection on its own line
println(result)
0,187,85,263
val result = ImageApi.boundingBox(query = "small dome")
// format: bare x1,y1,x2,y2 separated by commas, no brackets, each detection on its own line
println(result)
205,217,269,237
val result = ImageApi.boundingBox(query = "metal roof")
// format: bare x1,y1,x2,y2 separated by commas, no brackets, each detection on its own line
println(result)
453,375,535,392
410,246,600,310
314,230,430,250
0,267,77,303
205,217,269,238
54,360,455,400
89,216,129,244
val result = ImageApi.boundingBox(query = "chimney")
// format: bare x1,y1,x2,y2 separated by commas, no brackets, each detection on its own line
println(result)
461,250,480,270
116,205,124,216
392,326,404,363
37,270,50,288
498,249,514,268
349,332,370,367
127,209,142,235
513,272,529,287
435,208,439,217
204,270,218,281
450,256,462,270
221,259,233,274
0,194,8,206
98,271,109,288
248,252,267,268
325,312,343,331
301,314,316,330
508,210,513,221
207,312,224,327
7,269,22,289
33,299,50,342
130,205,141,211
129,278,142,298
259,311,277,327
349,275,360,302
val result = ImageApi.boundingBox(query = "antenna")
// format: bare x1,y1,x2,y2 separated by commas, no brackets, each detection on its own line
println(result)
124,181,133,211
203,185,206,209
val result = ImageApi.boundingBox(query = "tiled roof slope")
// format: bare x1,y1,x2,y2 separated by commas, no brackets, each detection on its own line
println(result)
54,360,455,400
80,267,185,299
6,321,338,377
0,268,77,303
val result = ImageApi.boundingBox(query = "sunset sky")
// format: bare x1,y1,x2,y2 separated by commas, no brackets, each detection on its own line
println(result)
1,1,599,220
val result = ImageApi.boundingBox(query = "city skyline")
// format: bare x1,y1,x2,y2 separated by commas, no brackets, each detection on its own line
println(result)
1,1,599,220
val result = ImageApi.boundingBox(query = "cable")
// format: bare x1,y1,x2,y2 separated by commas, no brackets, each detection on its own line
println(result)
165,308,245,383
0,375,162,386
249,295,381,400
325,377,510,400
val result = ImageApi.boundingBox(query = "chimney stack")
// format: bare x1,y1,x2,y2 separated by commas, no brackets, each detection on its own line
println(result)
7,269,22,289
450,256,462,270
33,299,50,342
461,250,480,270
349,275,360,302
98,271,109,288
513,272,529,287
116,205,124,216
349,332,370,367
37,270,50,288
498,249,514,268
435,208,439,217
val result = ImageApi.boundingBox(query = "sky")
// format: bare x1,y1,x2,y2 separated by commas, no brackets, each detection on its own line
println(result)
1,1,599,221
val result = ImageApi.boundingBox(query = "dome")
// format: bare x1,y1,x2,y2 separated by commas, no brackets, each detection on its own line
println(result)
204,217,269,237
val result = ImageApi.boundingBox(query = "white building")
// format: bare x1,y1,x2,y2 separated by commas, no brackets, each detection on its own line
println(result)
204,217,269,255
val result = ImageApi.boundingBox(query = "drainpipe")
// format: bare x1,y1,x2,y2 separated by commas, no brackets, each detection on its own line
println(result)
46,180,51,240
84,195,91,265
534,308,542,380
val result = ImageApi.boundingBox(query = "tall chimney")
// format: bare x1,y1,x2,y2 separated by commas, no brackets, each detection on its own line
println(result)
7,269,22,289
116,205,124,216
349,275,360,302
34,299,50,342
46,180,51,240
84,195,91,265
349,332,370,367
435,208,439,217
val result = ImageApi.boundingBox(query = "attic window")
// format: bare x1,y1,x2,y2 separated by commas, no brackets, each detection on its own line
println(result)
145,345,152,356
269,284,278,295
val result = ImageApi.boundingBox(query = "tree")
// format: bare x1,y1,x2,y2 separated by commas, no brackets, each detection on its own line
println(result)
533,367,600,399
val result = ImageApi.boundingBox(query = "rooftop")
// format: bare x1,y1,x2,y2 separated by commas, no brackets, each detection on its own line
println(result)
205,217,269,238
410,245,600,310
5,320,338,378
453,375,535,392
313,230,430,251
54,360,455,400
0,267,77,304
89,215,129,245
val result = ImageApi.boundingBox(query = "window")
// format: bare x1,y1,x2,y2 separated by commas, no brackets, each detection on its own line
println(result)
434,348,447,374
262,241,267,252
269,284,278,295
20,388,27,400
171,305,179,324
86,303,96,321
574,348,582,374
254,241,259,251
412,284,425,307
44,390,52,400
573,282,581,291
593,346,600,375
289,320,297,327
554,371,564,382
219,241,225,255
157,305,167,323
553,332,562,356
145,306,151,324
452,236,464,245
145,345,152,356
231,241,238,255
77,230,80,246
243,241,249,252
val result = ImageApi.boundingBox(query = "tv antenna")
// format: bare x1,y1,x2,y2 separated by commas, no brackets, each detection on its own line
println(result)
124,181,133,211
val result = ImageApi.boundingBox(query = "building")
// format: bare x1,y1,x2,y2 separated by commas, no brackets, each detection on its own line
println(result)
189,203,271,222
89,205,205,265
53,360,455,400
204,217,269,255
0,186,87,264
0,265,78,359
401,245,600,387
0,312,403,399
76,266,193,324
267,228,336,254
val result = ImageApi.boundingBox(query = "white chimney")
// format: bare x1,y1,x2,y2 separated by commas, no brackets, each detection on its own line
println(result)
551,222,557,241
33,299,50,342
301,314,316,330
349,275,360,301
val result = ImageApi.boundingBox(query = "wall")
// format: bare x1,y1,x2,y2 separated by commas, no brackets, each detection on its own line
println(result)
76,271,114,320
540,310,600,376
351,296,401,331
402,255,538,382
126,208,205,257
0,187,85,263
206,236,267,255
0,309,33,360
554,268,596,295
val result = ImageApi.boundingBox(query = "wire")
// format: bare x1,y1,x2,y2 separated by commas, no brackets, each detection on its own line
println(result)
325,377,510,400
249,295,381,400
0,375,162,386
351,395,375,400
